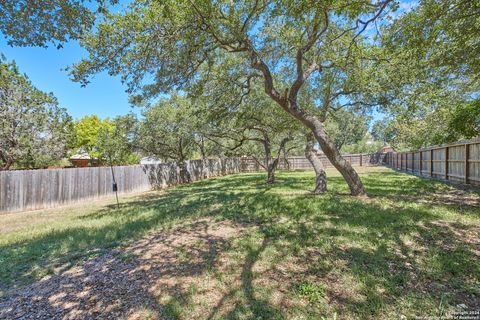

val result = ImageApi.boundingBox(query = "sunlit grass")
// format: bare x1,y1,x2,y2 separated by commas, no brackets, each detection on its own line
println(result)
0,167,479,318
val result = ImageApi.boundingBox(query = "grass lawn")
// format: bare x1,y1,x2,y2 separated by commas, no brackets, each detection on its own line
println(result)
0,167,479,319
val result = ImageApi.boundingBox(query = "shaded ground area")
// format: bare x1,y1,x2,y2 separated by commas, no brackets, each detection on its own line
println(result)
0,219,251,319
0,167,479,319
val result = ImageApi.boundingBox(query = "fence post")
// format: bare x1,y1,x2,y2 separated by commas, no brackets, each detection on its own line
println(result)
444,146,449,180
419,151,423,175
360,154,363,166
412,152,414,172
465,144,469,183
430,149,433,177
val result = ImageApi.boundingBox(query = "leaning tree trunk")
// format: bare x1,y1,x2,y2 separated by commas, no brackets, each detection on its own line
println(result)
304,132,327,193
249,56,365,195
285,105,366,196
308,118,365,195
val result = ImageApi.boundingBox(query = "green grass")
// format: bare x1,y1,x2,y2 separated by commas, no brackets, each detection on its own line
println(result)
0,167,479,319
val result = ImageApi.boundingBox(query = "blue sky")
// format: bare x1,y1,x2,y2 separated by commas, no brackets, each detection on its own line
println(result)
1,0,418,123
1,36,385,125
0,36,136,120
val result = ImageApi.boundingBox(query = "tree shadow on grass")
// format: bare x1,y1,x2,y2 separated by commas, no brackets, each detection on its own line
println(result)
274,196,479,317
0,219,246,319
0,174,276,295
1,170,479,318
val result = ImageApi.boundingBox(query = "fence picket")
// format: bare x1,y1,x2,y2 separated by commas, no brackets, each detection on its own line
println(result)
1,154,388,213
385,138,480,185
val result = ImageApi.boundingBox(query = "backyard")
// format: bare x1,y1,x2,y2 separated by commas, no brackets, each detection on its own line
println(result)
1,167,479,319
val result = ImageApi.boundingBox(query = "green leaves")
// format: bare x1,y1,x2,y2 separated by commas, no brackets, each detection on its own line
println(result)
138,94,201,161
0,56,73,169
449,100,480,139
74,115,112,154
96,114,140,165
384,0,480,85
0,0,96,47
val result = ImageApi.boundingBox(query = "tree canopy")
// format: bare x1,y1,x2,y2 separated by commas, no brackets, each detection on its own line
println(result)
65,0,403,195
0,0,478,192
74,115,113,156
0,56,73,169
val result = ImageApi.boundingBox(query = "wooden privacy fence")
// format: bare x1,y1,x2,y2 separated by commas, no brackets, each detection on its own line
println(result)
384,138,480,185
0,153,385,213
240,153,387,172
0,158,241,213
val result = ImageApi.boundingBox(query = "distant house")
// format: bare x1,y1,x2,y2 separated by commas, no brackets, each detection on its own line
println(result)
69,153,98,167
140,156,163,165
381,145,394,153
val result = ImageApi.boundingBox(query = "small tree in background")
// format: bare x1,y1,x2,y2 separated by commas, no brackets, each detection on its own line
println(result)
74,115,112,157
198,84,304,184
96,114,140,166
137,95,200,183
325,110,370,152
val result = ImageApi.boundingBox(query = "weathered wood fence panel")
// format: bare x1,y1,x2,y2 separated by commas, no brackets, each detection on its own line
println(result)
384,138,480,185
0,158,242,213
1,153,385,213
0,166,151,213
240,153,386,172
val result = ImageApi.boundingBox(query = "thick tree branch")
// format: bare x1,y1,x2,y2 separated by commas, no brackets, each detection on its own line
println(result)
289,8,329,102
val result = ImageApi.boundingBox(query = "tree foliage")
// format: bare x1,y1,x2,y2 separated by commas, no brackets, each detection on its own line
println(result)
449,99,480,140
96,113,140,165
324,110,370,151
204,86,303,183
74,115,113,156
0,0,114,48
384,0,480,88
0,56,73,169
68,0,399,195
372,0,480,150
137,95,201,162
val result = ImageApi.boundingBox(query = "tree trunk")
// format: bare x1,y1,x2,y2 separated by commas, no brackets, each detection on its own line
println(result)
0,154,13,171
283,148,290,170
304,133,327,193
177,160,192,184
266,162,276,184
289,106,366,196
309,119,365,195
263,140,275,184
249,48,366,195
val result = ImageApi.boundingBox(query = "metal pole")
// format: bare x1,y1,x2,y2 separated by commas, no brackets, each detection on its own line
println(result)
110,162,120,209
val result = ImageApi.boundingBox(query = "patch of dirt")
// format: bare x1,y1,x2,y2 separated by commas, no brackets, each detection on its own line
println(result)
0,219,251,320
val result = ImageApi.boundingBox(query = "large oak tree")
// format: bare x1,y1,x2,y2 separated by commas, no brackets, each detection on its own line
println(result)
67,0,399,195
